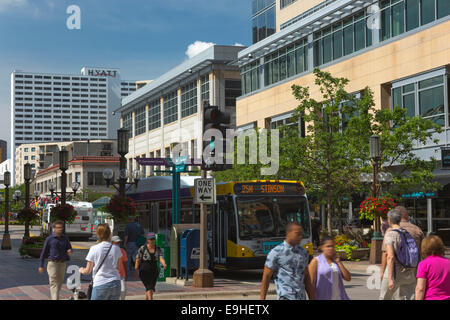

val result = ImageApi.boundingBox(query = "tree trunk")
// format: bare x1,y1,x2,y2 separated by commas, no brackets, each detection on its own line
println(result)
338,199,343,234
327,190,332,235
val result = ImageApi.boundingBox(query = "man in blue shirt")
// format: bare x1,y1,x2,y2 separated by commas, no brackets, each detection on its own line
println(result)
124,216,144,272
38,220,72,300
260,222,315,300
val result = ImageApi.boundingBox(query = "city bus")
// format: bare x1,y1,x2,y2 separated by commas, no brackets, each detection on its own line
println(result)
126,176,313,270
42,201,94,241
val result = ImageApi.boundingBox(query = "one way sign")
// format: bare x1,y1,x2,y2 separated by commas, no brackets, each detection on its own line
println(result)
194,178,216,204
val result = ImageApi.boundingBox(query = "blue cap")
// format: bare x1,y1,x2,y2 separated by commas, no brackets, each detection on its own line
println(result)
146,232,156,240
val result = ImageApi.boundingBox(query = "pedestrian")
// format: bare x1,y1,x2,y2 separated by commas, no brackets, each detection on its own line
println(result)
380,205,424,298
124,216,144,272
311,215,321,249
79,223,122,300
112,235,128,300
379,209,419,300
38,220,73,300
260,222,315,300
308,236,351,300
415,235,450,300
395,206,425,251
135,232,167,300
381,216,389,236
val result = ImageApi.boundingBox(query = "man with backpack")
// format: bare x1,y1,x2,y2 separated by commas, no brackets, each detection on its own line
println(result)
379,208,420,300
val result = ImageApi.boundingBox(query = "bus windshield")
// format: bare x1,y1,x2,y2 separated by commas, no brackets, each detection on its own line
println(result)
236,196,310,240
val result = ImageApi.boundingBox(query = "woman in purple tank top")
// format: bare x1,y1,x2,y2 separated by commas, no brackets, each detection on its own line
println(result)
308,236,351,300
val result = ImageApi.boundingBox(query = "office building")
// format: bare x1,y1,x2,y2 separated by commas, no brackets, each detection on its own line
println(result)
116,45,243,177
235,0,450,240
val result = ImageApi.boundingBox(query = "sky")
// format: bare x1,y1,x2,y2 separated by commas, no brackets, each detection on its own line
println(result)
0,0,251,158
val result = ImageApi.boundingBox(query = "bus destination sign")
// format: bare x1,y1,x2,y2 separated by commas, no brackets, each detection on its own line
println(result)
233,183,305,196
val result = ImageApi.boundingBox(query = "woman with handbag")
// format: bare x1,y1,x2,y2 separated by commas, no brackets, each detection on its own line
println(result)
80,223,123,300
135,232,167,300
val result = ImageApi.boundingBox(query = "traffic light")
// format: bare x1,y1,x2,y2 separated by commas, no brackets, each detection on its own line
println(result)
202,102,232,171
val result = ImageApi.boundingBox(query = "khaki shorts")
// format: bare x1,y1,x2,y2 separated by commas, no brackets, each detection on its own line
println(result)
379,267,416,300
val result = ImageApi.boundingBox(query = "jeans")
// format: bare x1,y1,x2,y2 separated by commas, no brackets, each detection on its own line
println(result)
91,280,121,300
126,242,138,271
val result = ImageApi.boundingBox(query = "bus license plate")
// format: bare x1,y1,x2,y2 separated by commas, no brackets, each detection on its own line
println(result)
262,241,282,254
81,224,87,231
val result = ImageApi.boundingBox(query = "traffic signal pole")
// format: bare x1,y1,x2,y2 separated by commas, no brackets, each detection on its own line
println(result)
193,101,214,288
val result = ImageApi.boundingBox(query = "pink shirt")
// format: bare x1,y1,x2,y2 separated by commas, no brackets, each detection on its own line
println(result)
417,255,450,300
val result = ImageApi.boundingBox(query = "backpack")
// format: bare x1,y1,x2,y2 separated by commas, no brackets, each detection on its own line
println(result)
392,229,419,268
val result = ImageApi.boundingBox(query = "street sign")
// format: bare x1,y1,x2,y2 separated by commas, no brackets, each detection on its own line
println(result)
175,156,189,173
194,178,216,204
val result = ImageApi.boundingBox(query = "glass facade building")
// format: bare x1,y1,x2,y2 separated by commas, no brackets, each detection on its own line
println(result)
252,0,276,44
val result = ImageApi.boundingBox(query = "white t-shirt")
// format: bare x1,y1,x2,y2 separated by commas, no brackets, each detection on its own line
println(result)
86,241,122,287
330,263,341,300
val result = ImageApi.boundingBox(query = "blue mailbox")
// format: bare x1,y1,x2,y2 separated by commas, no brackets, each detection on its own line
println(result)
179,228,200,280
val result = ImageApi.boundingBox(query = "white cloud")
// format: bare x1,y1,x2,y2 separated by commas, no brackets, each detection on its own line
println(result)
234,43,245,47
0,0,27,12
185,41,215,59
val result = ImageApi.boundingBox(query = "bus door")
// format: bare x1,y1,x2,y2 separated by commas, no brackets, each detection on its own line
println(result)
213,203,227,265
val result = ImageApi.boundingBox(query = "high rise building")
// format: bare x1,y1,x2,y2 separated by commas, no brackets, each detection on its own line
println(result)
10,67,139,185
235,0,450,239
0,139,6,163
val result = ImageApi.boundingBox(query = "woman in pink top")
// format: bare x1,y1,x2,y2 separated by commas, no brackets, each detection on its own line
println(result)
415,235,450,300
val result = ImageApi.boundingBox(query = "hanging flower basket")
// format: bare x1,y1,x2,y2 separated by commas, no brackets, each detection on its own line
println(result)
50,204,77,224
359,197,396,221
17,208,40,225
105,195,137,224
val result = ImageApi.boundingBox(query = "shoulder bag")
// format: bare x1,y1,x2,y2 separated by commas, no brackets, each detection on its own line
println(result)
87,243,113,300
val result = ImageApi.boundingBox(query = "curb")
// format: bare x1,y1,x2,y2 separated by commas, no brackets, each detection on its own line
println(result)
126,288,276,300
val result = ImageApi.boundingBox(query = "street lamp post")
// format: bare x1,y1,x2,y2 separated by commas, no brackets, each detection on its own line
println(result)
23,163,32,240
59,147,69,206
103,129,140,237
360,135,393,264
1,171,11,250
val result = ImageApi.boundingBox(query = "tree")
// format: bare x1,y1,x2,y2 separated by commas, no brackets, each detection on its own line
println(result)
345,87,442,199
289,68,361,233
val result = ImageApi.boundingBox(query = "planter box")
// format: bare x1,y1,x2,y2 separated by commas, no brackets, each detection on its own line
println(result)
337,248,370,261
25,247,43,258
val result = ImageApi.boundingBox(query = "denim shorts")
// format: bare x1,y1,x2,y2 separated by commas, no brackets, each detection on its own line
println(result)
91,280,121,300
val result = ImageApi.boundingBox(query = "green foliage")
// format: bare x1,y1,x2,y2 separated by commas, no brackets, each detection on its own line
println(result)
214,67,441,234
19,236,46,256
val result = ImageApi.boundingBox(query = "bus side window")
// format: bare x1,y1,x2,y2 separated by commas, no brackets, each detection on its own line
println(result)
227,209,237,244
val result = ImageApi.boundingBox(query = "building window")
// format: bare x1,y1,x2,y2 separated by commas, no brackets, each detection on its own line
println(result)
264,38,308,87
381,0,450,40
134,106,146,136
241,61,260,95
75,172,81,183
200,75,210,104
392,70,447,127
181,81,197,118
122,113,132,132
280,0,297,9
252,0,276,44
148,99,161,131
270,112,305,138
225,80,242,107
314,10,371,67
163,91,178,125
